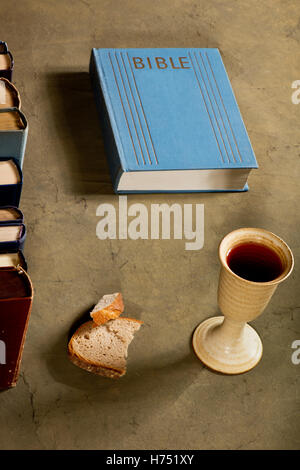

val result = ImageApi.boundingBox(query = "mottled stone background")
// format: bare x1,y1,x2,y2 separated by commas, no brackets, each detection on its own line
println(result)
0,0,299,450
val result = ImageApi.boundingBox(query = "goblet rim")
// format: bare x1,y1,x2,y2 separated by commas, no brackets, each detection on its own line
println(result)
219,227,294,286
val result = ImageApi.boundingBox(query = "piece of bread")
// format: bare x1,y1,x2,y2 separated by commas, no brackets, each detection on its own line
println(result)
90,292,124,325
68,318,142,378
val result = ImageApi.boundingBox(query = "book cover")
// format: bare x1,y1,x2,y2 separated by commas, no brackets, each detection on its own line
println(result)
0,158,23,207
0,266,33,389
0,78,21,109
90,47,258,193
0,223,26,253
0,250,27,271
0,41,13,81
0,107,28,169
0,206,23,225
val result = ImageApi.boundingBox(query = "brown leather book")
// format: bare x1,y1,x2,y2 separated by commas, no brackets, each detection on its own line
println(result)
0,266,33,388
0,78,21,108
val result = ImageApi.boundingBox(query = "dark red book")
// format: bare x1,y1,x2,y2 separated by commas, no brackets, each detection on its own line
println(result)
0,266,33,388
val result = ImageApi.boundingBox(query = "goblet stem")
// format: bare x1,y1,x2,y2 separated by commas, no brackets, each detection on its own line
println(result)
215,317,246,346
207,317,248,356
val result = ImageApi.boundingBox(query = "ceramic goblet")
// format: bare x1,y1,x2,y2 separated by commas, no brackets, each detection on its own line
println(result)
193,228,294,374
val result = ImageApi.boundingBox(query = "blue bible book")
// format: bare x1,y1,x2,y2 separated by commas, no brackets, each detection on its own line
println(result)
0,108,28,169
90,48,258,193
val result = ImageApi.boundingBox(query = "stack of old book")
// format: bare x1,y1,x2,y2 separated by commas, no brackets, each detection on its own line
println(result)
0,41,33,390
0,41,28,267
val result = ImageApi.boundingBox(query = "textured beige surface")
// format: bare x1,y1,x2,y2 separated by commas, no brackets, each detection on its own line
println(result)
0,0,299,450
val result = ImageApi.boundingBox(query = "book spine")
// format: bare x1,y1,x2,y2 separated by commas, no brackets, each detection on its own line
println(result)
0,223,26,253
0,69,13,82
0,206,23,225
0,130,27,169
0,183,22,207
0,108,28,169
16,124,28,169
18,250,27,271
18,223,26,250
0,158,22,206
0,43,14,81
0,268,33,389
0,297,32,388
90,50,124,192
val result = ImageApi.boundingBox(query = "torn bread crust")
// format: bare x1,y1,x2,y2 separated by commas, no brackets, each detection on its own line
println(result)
68,318,143,379
90,292,124,325
68,349,125,378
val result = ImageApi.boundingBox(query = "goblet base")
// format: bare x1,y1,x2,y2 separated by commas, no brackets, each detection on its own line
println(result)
192,316,263,374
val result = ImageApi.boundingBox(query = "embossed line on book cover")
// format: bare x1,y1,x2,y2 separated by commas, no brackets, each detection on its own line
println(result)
126,52,159,165
188,51,225,164
205,52,243,163
108,52,140,165
193,52,231,164
109,51,160,166
114,52,146,165
119,52,152,165
109,50,242,167
199,52,237,163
